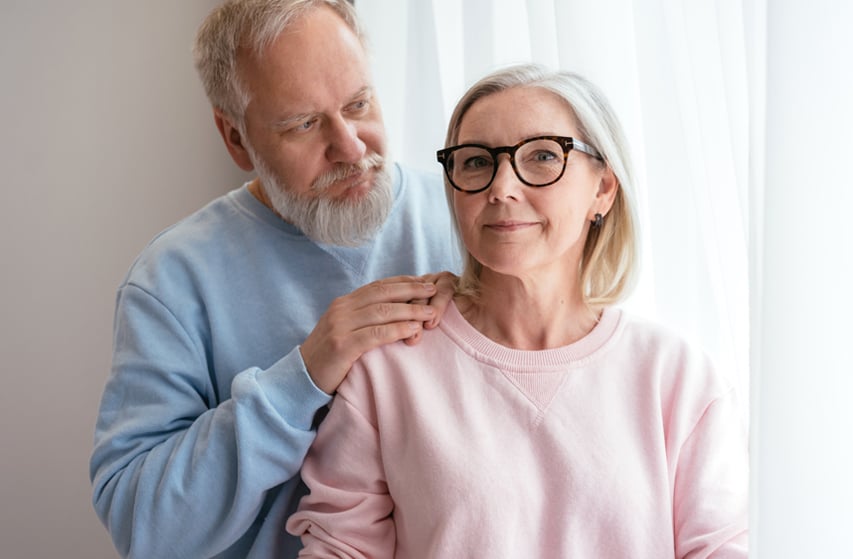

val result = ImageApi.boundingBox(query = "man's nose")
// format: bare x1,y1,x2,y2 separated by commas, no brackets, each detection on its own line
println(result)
325,116,366,163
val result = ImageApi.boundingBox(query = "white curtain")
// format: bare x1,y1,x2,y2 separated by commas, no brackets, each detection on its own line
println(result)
360,0,751,411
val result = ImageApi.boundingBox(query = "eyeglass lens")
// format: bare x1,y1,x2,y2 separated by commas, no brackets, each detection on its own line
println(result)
447,138,566,192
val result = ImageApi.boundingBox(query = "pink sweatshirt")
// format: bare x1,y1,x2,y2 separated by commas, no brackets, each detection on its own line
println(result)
287,303,748,558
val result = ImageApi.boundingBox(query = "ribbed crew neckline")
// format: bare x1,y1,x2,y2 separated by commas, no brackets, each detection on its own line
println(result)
439,300,623,372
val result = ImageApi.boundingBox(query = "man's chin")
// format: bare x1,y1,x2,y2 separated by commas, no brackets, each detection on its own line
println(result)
262,161,393,246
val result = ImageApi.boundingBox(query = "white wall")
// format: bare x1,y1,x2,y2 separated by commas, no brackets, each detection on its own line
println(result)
0,2,246,557
754,0,853,556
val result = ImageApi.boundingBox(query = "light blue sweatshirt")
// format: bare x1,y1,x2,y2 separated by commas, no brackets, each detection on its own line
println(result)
90,163,460,558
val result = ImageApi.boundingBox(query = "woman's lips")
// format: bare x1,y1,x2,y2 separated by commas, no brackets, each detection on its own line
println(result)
485,220,537,232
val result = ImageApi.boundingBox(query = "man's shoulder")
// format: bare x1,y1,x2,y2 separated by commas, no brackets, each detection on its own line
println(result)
394,161,443,183
120,187,253,289
390,162,451,221
393,161,444,197
143,192,229,247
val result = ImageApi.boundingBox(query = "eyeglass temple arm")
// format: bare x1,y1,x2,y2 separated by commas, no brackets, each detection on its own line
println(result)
572,138,603,160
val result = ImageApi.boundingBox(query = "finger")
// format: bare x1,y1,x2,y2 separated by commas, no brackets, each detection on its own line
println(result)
423,272,458,329
416,271,455,285
321,300,435,350
362,301,435,328
348,320,424,354
322,282,435,333
350,278,437,309
403,328,423,346
373,274,422,284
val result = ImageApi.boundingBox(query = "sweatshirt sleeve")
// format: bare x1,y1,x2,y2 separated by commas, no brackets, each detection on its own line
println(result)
286,367,396,558
90,283,331,558
672,387,749,558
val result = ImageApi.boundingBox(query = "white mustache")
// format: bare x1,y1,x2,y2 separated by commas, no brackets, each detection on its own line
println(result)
311,153,385,192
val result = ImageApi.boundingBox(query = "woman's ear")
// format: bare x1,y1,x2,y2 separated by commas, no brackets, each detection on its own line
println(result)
593,166,619,218
213,109,255,172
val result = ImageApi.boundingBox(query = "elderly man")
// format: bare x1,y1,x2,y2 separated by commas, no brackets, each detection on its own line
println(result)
90,1,459,557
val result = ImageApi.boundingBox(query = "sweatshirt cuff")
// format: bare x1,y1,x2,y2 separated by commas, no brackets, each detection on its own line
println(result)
256,347,332,431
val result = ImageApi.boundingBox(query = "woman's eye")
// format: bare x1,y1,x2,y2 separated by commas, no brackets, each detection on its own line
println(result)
531,150,559,162
463,156,492,170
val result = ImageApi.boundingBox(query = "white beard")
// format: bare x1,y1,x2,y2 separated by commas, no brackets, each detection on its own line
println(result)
251,150,393,247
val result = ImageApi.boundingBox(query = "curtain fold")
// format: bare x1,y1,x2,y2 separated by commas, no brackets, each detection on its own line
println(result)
744,0,766,547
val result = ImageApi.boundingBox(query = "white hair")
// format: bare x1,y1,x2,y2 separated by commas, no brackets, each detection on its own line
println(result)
193,0,364,131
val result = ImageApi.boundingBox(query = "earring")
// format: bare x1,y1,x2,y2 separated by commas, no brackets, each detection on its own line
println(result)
592,213,603,228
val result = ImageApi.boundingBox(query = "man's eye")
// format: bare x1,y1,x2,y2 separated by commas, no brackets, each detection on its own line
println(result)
290,119,316,133
348,99,369,112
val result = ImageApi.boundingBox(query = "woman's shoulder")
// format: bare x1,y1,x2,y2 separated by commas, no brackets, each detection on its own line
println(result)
616,309,739,404
616,309,707,359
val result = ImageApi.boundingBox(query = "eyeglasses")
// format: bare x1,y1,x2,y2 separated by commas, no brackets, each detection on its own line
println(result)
436,135,603,194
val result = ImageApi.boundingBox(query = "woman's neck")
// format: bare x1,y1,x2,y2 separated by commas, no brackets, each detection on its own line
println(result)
456,272,601,350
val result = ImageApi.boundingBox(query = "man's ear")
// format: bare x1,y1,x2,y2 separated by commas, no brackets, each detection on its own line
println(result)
213,109,255,172
592,166,619,219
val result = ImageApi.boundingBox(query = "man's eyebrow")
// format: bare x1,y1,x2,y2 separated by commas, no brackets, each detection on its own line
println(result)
268,87,374,130
269,112,316,131
350,86,372,100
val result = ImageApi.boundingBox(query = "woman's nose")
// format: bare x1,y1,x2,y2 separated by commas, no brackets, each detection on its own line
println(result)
488,155,523,201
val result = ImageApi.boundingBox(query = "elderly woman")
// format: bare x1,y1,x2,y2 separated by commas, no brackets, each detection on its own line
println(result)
287,63,748,558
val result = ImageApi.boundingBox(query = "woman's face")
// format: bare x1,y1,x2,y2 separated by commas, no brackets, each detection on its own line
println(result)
452,86,617,286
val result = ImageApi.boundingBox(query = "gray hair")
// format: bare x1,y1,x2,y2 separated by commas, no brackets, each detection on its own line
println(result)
193,0,363,131
444,63,640,307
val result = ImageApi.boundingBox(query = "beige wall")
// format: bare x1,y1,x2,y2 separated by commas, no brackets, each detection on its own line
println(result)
0,2,247,557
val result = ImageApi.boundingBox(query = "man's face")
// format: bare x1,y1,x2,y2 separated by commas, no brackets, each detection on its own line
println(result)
237,7,391,244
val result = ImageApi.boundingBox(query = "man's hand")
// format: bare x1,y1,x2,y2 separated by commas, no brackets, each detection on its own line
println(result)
402,271,457,345
300,275,452,394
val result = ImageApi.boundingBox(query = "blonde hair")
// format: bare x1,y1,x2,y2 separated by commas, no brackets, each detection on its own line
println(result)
193,0,363,130
444,63,640,307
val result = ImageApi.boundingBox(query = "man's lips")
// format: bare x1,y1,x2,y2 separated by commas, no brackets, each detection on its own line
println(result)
333,168,375,198
313,159,381,193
